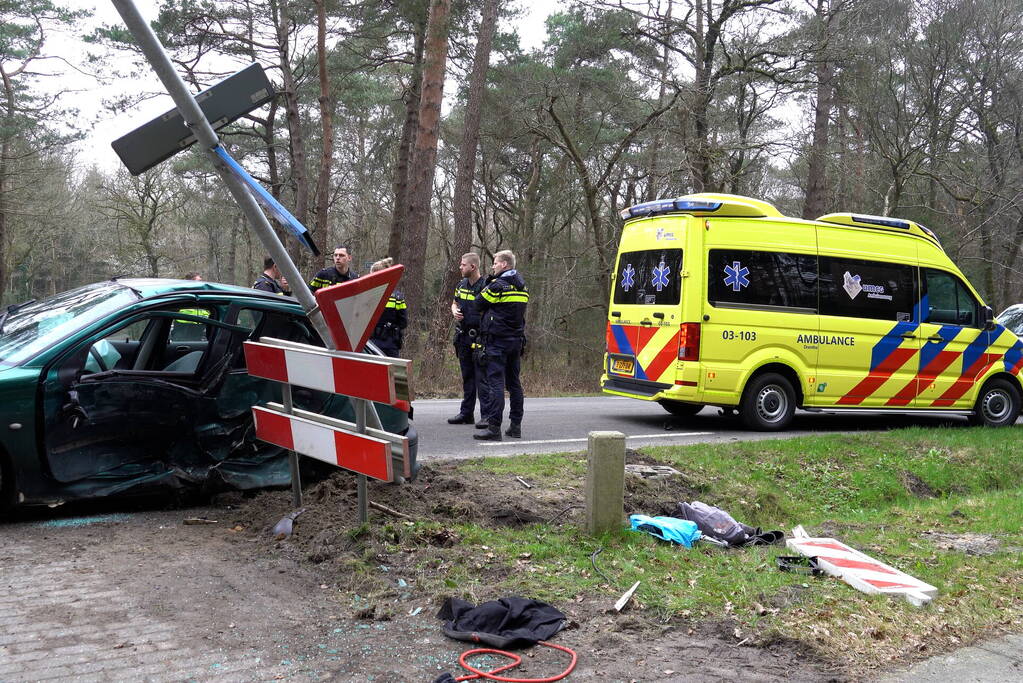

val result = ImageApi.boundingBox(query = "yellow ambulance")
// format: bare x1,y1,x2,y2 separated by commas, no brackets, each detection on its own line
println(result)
600,193,1023,430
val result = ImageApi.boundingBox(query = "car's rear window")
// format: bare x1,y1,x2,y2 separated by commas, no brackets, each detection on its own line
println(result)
0,283,139,368
612,249,684,306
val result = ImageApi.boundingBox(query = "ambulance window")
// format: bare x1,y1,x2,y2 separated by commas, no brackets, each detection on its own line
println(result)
613,249,684,305
923,269,979,327
819,257,917,321
707,250,817,311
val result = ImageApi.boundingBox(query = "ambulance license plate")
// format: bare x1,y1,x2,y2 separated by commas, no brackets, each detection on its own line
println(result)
611,357,635,376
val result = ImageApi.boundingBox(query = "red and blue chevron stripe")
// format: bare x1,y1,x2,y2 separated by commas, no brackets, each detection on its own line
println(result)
886,324,961,406
837,321,919,405
930,326,1006,407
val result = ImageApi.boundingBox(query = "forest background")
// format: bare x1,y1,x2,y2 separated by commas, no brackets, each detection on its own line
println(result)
2,0,1022,391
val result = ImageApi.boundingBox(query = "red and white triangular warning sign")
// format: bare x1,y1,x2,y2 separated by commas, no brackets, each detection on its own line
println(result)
314,264,403,352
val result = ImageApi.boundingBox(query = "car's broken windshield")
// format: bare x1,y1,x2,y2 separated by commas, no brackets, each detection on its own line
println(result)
0,283,138,368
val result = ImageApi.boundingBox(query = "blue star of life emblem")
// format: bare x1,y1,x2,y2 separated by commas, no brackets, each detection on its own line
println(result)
651,261,670,291
621,264,636,291
723,261,750,291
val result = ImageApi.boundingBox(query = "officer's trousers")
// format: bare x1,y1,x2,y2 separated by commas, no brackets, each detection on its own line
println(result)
454,339,488,419
480,337,523,428
371,337,401,357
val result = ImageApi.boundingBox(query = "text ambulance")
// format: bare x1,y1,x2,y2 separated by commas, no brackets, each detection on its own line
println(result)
601,194,1023,430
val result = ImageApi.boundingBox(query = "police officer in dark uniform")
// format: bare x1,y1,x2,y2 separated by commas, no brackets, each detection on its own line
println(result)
368,258,407,356
309,245,358,291
448,253,489,426
474,250,528,441
253,257,291,295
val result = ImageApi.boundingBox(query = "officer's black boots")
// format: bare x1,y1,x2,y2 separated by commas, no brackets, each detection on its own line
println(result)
447,414,474,424
474,419,489,429
505,422,521,438
473,424,502,441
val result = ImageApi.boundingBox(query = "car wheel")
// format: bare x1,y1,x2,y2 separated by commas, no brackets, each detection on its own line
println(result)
740,372,795,431
968,379,1021,427
657,400,702,418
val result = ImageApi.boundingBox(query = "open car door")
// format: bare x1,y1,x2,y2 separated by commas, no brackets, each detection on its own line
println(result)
41,308,250,488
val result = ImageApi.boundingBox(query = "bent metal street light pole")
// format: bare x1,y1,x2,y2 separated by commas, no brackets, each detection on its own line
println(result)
108,0,333,348
110,0,386,513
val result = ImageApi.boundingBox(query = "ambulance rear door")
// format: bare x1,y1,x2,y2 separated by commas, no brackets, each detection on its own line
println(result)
606,224,686,390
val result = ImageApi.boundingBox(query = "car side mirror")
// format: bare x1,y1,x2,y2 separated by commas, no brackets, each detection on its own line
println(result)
982,305,995,330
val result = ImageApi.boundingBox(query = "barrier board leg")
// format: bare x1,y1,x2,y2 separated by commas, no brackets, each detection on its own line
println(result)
282,384,302,507
356,399,369,523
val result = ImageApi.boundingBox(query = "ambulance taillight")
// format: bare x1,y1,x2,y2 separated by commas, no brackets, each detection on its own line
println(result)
678,323,700,361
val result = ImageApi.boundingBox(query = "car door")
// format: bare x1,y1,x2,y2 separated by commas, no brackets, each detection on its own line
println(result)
915,268,989,408
42,307,248,484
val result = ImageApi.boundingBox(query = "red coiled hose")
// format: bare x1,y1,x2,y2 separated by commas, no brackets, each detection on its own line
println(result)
453,641,578,682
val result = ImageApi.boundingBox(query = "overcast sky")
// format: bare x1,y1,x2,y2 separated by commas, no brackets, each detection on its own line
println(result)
69,0,560,171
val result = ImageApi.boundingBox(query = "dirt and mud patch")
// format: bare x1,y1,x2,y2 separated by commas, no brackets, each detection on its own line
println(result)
209,456,846,681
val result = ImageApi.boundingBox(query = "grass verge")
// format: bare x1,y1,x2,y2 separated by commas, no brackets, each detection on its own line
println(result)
398,426,1023,671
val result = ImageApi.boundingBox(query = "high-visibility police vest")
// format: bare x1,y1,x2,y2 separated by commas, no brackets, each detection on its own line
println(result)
478,270,528,339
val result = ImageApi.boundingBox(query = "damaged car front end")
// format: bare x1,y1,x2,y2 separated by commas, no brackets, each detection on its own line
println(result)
0,279,417,510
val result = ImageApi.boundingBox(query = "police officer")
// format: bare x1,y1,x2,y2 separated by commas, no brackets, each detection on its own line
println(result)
448,253,489,426
309,245,358,291
474,250,528,441
253,257,291,295
368,258,407,357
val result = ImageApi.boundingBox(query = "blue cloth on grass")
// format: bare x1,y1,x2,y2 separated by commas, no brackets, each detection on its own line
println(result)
629,514,701,548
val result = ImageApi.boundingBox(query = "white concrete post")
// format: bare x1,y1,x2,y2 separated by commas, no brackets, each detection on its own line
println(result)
585,431,626,535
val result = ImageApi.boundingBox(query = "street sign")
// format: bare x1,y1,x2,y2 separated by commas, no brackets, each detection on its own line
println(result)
253,406,393,481
243,337,412,404
314,265,404,351
214,146,319,255
787,526,937,606
112,62,274,175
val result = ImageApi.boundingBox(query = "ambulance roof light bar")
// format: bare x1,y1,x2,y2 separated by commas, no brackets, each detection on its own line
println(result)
620,193,782,220
817,212,943,249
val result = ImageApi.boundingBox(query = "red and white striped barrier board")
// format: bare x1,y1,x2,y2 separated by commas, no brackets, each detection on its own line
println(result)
253,406,393,481
244,340,410,405
787,526,937,606
266,403,412,479
314,265,403,352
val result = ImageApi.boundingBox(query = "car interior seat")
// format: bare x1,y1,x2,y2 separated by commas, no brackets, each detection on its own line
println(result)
162,350,203,373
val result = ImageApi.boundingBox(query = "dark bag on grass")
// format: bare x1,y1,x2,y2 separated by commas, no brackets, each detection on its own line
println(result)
676,501,783,547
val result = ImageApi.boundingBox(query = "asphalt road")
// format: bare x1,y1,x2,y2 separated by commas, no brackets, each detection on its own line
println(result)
413,395,974,460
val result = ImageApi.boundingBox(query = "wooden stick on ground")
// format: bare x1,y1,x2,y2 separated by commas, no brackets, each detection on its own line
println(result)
369,501,412,519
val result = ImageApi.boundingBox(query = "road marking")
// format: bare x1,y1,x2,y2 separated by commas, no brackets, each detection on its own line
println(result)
422,396,632,405
478,432,713,446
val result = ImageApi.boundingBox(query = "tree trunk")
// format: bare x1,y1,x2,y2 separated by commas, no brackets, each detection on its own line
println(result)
0,66,14,301
388,11,428,259
273,0,310,270
802,0,836,219
803,62,833,219
439,0,499,314
400,0,451,324
312,0,334,253
690,0,709,191
226,214,239,285
646,34,671,202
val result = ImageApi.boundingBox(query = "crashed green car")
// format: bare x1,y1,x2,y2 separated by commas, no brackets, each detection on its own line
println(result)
0,279,417,509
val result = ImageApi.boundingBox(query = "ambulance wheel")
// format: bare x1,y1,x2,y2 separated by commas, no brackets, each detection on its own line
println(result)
658,400,702,418
968,379,1020,427
740,373,795,431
